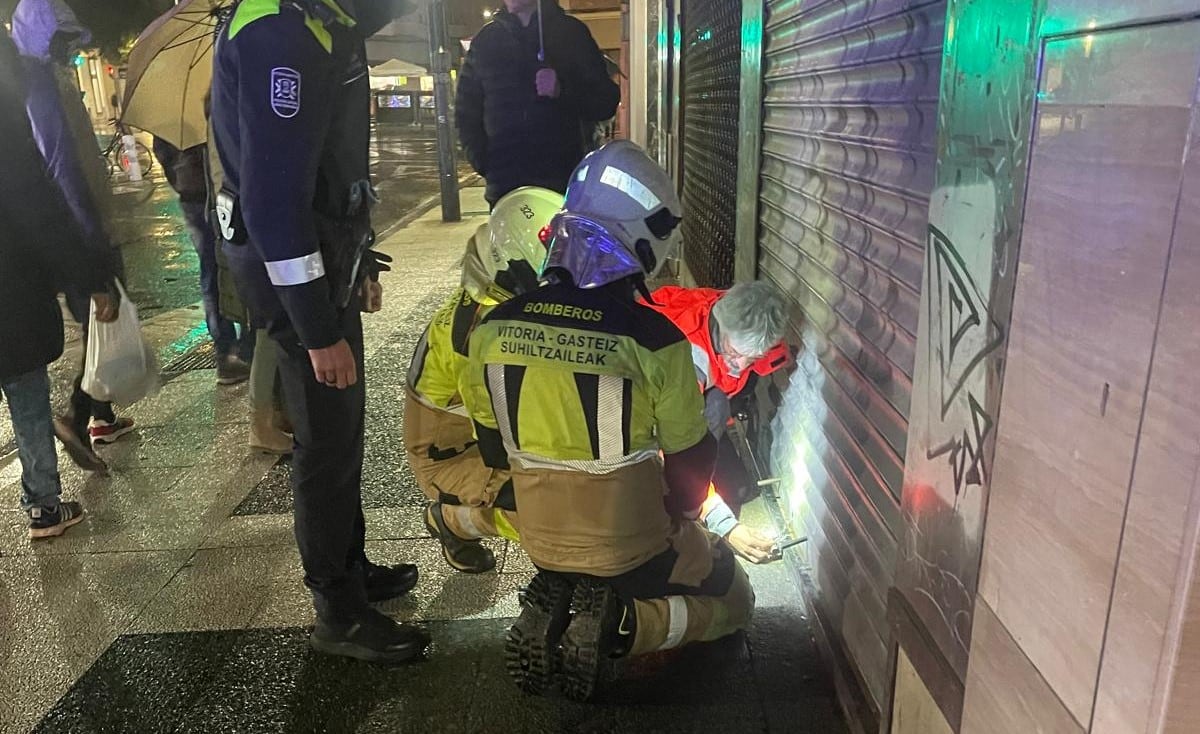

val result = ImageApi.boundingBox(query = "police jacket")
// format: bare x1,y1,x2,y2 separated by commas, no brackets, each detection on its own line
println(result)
211,0,377,350
0,32,110,383
455,1,620,204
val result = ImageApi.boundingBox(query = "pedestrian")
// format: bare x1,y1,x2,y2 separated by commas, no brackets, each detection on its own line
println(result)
153,136,252,386
461,141,754,700
11,0,135,466
408,187,562,574
0,29,118,539
210,0,427,663
456,0,620,207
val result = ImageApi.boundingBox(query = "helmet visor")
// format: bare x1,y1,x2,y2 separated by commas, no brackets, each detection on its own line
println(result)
543,213,643,289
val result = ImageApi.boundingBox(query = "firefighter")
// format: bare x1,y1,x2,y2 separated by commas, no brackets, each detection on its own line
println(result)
461,141,754,700
644,281,792,564
406,187,563,574
209,0,427,663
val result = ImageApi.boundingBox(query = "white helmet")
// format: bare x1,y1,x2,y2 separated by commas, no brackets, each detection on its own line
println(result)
461,187,563,305
543,141,683,288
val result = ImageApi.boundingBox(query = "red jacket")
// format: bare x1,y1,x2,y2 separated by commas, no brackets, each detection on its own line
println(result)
644,286,791,397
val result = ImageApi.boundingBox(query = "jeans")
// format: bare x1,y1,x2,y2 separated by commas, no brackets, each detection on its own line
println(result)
180,199,237,356
1,367,62,511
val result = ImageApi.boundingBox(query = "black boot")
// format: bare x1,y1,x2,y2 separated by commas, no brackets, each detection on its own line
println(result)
505,572,575,695
424,502,496,573
365,561,419,603
559,580,635,702
309,608,430,663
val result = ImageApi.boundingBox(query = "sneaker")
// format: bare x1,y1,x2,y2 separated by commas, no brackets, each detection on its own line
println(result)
29,501,86,539
89,417,136,445
559,580,635,702
309,608,430,664
365,561,419,603
216,355,251,386
505,572,576,695
424,502,496,573
53,418,108,472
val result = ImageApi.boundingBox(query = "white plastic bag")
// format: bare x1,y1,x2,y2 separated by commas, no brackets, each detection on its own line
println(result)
81,280,160,405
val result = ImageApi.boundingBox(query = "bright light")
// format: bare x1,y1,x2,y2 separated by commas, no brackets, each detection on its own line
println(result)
482,9,492,19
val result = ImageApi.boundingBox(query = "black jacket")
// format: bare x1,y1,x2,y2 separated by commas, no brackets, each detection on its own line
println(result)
0,32,110,383
456,1,619,203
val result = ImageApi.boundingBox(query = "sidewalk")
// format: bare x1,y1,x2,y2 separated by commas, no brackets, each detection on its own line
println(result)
0,186,844,734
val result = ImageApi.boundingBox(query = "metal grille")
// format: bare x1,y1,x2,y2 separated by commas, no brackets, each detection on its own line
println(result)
679,0,742,288
757,0,947,713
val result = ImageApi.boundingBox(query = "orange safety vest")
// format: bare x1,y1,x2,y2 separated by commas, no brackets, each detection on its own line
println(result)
643,285,791,397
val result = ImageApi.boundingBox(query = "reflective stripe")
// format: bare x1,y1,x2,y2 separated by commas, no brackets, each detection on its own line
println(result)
450,505,484,540
264,252,326,286
508,448,660,475
656,596,689,651
487,364,516,449
596,375,624,460
600,166,661,210
493,509,521,542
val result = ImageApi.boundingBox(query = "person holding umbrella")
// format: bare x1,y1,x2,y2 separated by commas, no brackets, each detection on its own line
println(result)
456,0,620,208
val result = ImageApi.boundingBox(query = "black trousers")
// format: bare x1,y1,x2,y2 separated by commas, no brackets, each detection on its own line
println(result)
273,305,370,622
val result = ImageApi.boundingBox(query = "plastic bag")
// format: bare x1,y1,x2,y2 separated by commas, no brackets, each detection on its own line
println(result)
81,280,160,405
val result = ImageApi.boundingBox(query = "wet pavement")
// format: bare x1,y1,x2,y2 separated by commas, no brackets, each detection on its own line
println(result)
0,183,845,733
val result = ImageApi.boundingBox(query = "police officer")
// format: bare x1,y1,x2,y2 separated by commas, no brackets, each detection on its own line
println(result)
461,141,755,699
210,0,427,663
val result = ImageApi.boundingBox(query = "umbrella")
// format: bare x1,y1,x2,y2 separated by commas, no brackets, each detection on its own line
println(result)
121,0,228,149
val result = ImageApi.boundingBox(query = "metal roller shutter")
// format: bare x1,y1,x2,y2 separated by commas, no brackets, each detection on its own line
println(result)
680,0,742,288
757,0,946,712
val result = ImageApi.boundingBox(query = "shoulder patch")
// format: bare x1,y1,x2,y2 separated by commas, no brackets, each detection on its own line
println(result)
270,67,301,118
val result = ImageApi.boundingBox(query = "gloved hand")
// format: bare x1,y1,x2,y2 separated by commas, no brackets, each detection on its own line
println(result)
363,249,393,281
727,523,782,564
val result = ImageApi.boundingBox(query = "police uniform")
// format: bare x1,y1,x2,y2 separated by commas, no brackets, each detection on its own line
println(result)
210,0,403,624
461,279,755,657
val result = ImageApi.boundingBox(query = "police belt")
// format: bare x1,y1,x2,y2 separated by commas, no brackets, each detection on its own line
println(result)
216,187,374,309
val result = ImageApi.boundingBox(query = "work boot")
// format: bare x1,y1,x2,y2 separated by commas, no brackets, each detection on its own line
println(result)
365,561,419,603
249,408,292,455
52,418,108,472
424,502,496,573
309,608,430,664
28,501,86,540
505,572,575,695
559,580,636,702
216,354,251,385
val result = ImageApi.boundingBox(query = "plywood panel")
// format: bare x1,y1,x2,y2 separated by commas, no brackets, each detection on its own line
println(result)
892,647,954,734
977,23,1200,723
961,600,1084,734
1093,85,1200,734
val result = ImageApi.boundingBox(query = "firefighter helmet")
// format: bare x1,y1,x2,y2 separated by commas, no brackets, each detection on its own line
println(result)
544,141,683,288
461,186,563,304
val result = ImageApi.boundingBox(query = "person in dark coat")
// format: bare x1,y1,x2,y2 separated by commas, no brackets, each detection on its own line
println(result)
153,136,252,385
10,0,135,460
456,0,620,206
0,30,117,539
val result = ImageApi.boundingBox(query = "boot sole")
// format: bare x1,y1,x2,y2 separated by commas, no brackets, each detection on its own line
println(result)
424,506,496,574
29,511,85,539
308,634,425,664
560,581,618,702
505,573,574,695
